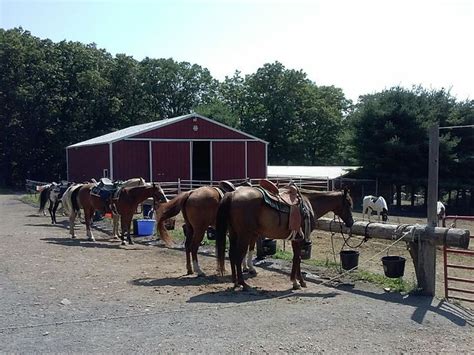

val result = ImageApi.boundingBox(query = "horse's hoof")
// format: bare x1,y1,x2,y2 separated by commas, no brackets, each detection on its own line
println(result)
121,241,126,246
300,281,307,288
241,283,252,292
197,272,206,277
293,283,302,290
242,267,249,273
248,269,257,276
187,270,193,275
71,236,76,239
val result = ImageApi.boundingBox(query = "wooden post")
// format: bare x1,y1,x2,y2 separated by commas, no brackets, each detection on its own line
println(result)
408,124,439,296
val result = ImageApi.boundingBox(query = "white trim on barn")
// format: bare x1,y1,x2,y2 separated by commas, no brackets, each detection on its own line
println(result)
108,143,114,180
210,141,213,181
148,141,153,182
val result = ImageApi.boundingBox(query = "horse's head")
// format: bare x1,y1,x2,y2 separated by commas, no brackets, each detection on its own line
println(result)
336,188,354,228
152,183,168,206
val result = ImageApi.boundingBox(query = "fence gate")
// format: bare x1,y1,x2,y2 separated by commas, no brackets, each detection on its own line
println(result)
443,215,474,303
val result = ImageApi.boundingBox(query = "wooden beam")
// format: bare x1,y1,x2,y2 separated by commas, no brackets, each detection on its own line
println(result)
314,218,470,249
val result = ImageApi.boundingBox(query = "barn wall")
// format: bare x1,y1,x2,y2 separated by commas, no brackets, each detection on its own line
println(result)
152,141,190,181
247,141,266,178
67,144,109,182
112,141,150,181
134,117,250,140
212,142,246,180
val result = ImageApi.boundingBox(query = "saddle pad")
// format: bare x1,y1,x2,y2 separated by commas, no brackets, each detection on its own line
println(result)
255,187,290,214
91,186,112,200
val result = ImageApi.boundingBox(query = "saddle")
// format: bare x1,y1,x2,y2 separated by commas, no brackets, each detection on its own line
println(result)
213,180,237,199
91,179,122,212
257,180,312,241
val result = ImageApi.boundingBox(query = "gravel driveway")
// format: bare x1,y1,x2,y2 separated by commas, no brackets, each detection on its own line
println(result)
0,193,472,353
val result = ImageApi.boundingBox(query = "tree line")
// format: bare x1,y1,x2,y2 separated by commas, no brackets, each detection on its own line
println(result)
1,28,473,210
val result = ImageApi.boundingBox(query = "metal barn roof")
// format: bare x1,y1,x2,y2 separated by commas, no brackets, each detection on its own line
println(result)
267,166,360,180
68,113,267,148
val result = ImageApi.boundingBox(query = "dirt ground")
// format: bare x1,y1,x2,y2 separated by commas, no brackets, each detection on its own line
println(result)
0,193,473,353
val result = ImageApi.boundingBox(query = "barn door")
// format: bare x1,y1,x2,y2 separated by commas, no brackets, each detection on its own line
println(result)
192,141,210,181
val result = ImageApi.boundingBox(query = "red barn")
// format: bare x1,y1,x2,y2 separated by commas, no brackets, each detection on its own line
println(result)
66,113,268,182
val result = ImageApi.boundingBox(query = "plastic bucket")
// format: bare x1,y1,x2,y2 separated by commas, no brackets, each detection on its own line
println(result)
206,227,216,240
301,241,312,260
262,239,277,256
381,256,406,278
340,250,360,270
134,219,155,236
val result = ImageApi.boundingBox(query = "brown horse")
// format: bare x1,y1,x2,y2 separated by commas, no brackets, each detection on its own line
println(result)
155,186,222,276
215,187,355,290
113,184,168,245
66,178,146,241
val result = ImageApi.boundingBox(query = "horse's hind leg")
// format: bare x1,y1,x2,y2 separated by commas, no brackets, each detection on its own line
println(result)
191,226,206,277
69,211,76,238
232,238,251,290
184,224,193,275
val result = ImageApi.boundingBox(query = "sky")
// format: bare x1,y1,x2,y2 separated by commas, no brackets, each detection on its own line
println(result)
1,0,473,102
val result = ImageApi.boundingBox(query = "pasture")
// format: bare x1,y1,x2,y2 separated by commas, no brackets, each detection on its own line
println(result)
0,193,472,352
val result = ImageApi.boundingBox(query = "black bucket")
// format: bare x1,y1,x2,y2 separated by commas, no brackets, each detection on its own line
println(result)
301,241,312,260
381,256,406,278
340,250,360,270
206,227,216,240
262,239,277,256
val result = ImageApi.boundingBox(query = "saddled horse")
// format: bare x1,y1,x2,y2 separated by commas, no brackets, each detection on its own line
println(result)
113,184,168,245
215,186,354,290
39,181,71,224
155,181,250,276
67,177,146,241
362,195,388,222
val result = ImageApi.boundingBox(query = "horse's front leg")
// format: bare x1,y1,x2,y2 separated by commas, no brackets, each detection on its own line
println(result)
125,215,134,245
291,240,303,290
85,209,95,242
112,214,120,239
294,241,306,288
243,239,257,275
52,201,60,224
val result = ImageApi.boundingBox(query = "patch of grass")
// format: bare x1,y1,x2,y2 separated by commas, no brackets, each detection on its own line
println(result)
352,270,415,293
20,193,40,206
166,227,216,246
273,248,415,293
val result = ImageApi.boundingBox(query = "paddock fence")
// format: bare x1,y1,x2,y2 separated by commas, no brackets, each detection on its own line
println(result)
443,215,474,303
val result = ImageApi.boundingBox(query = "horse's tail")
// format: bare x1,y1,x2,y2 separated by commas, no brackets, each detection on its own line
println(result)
38,187,50,213
215,192,232,276
155,191,191,246
71,186,81,213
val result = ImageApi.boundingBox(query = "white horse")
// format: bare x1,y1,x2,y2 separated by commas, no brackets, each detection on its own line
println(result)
437,201,446,227
362,195,388,222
